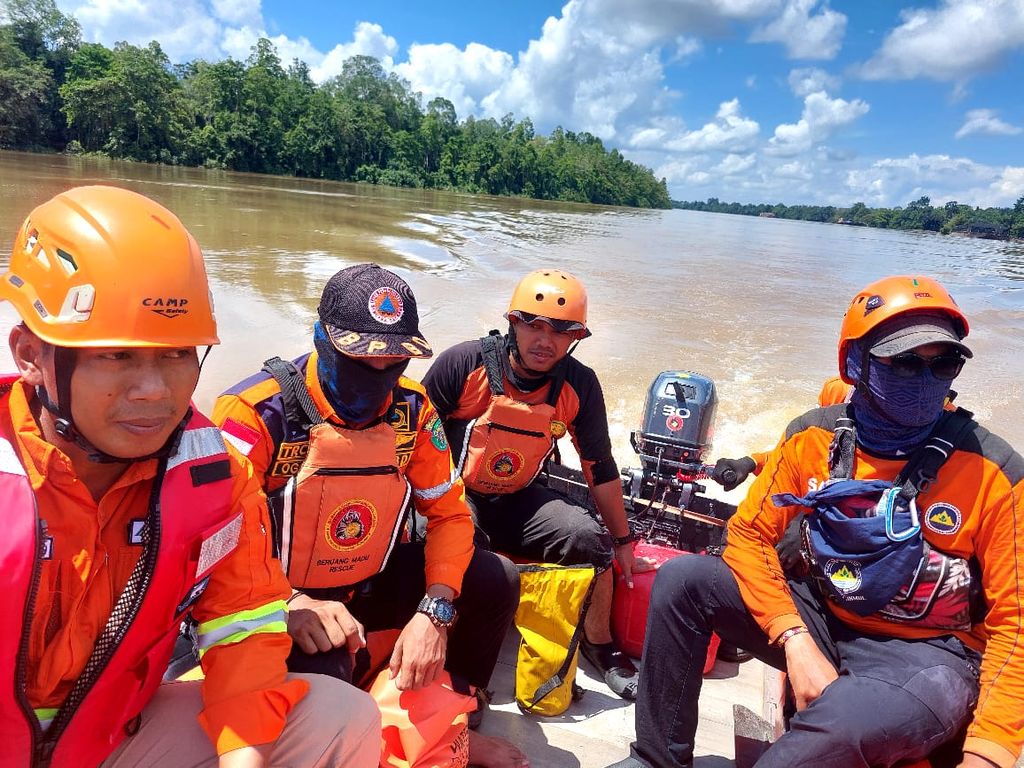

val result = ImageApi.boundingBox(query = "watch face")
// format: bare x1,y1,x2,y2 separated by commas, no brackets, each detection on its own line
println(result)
434,600,455,624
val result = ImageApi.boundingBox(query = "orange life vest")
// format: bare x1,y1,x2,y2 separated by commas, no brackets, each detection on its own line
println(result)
0,376,239,768
266,360,412,589
453,334,564,495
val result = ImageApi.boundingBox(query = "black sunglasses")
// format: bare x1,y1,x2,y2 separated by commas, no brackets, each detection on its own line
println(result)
885,351,967,381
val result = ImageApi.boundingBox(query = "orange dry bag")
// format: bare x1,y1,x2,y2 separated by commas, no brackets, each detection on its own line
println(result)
370,670,476,768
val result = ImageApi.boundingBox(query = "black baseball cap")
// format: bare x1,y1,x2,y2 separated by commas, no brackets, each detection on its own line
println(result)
317,263,432,358
869,311,972,359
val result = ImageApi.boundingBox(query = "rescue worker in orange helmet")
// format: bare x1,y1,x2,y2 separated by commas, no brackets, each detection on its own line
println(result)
608,275,1024,768
714,374,958,490
423,269,654,700
212,264,526,768
0,186,380,768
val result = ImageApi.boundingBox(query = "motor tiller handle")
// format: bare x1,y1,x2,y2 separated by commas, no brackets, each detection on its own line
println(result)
676,463,737,487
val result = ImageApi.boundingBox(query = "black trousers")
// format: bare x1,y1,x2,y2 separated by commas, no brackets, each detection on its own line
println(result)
468,482,614,571
631,554,980,768
286,543,519,690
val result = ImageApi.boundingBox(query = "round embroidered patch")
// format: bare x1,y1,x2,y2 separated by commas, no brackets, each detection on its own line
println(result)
486,449,524,480
368,286,404,325
824,558,862,594
550,420,567,438
428,415,448,451
924,502,962,535
325,500,377,551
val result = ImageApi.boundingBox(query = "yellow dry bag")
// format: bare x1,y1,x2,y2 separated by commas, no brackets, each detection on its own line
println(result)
514,563,596,716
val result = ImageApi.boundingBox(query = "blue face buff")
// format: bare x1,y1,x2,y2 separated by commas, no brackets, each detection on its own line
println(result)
313,322,409,425
846,340,950,455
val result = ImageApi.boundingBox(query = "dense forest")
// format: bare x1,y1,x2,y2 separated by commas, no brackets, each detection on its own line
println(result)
674,196,1024,240
0,0,671,208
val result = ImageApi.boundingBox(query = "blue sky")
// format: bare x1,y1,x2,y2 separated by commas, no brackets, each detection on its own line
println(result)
54,0,1024,207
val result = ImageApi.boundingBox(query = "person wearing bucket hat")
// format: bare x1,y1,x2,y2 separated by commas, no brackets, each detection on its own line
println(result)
607,275,1024,768
422,268,654,701
0,186,381,768
214,263,527,768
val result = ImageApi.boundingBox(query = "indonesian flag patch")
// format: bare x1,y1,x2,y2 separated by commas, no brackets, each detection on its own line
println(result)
220,418,261,457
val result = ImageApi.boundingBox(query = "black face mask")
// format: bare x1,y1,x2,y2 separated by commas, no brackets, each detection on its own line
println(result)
313,322,408,425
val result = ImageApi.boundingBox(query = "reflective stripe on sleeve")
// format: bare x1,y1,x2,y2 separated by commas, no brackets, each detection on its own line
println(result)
196,599,288,657
166,427,228,473
412,479,453,501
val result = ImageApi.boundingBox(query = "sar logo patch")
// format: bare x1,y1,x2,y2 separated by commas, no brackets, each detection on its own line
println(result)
326,500,377,551
426,414,448,451
368,287,404,325
487,449,524,480
924,502,962,535
550,420,567,438
824,559,862,594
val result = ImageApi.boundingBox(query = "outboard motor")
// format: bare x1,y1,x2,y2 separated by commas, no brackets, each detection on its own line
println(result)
623,370,733,551
631,370,717,473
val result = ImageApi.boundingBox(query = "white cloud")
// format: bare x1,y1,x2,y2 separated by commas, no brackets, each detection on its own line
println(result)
860,0,1024,81
775,160,814,179
210,0,260,27
67,0,223,60
312,23,399,82
749,0,847,59
715,153,757,175
844,153,1024,208
787,67,840,97
394,43,513,121
220,26,320,65
664,99,761,153
768,91,869,155
955,108,1023,139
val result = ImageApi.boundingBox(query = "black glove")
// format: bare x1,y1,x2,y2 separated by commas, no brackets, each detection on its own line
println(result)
712,456,757,492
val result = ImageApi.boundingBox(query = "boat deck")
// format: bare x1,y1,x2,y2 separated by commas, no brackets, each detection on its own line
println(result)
478,629,765,767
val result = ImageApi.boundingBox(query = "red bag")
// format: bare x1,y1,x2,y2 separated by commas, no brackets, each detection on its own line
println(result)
370,670,477,768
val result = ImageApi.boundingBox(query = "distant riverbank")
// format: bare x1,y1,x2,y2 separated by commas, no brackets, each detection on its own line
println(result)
673,196,1024,241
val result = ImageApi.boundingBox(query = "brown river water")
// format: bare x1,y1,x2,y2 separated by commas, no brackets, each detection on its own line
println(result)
2,151,1022,503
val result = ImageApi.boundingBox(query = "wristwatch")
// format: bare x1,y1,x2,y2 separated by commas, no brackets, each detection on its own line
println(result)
416,595,458,629
612,531,639,547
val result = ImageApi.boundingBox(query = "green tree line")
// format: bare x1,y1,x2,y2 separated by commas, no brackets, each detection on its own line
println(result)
674,195,1024,240
0,0,671,208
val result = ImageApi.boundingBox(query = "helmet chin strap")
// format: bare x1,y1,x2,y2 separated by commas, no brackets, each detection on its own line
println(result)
36,345,188,464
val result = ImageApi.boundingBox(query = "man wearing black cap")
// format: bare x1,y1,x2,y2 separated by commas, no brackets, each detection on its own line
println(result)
606,275,1024,768
214,264,526,768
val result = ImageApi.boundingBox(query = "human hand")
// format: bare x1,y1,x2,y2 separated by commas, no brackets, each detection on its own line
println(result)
784,631,838,710
614,542,647,588
390,612,448,690
287,594,365,655
712,456,757,492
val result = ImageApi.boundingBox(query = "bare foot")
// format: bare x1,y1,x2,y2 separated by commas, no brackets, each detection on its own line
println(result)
468,730,530,768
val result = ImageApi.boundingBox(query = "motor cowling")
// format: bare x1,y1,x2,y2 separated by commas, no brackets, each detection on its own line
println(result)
631,370,718,474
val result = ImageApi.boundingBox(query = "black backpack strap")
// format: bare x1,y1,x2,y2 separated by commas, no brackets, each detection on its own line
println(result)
479,331,506,396
895,407,976,504
262,356,324,431
828,406,857,480
544,362,567,407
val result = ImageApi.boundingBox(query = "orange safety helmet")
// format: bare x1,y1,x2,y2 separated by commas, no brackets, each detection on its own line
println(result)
837,275,968,384
506,269,590,336
1,185,218,348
